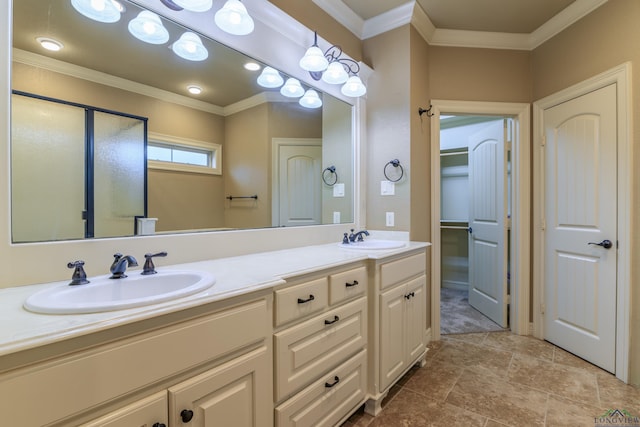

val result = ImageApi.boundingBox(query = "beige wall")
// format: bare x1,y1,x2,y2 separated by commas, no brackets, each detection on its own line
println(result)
531,0,640,385
224,102,322,229
363,26,412,231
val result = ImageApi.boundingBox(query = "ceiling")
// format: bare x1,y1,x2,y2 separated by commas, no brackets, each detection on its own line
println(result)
312,0,608,49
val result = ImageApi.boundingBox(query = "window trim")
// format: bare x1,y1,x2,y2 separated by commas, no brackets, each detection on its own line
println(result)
147,132,221,175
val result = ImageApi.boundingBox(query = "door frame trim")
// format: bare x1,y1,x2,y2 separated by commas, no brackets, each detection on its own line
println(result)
429,100,531,340
532,63,632,382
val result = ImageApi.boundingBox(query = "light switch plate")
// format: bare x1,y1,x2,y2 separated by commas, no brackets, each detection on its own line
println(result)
333,211,341,223
386,212,395,227
381,180,395,196
333,183,345,197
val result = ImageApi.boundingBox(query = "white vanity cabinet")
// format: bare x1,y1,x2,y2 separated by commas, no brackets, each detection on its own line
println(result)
273,263,368,427
0,294,273,427
366,250,428,415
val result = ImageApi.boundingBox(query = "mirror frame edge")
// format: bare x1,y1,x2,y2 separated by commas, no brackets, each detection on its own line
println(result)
1,0,365,288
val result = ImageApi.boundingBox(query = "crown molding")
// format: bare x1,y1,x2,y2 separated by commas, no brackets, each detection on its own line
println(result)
315,0,609,50
362,2,414,40
12,48,225,115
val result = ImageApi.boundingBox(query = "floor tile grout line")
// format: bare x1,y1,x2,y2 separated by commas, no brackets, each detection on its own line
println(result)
542,392,550,426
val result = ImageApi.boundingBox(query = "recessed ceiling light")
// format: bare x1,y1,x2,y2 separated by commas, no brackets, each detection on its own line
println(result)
36,37,64,52
187,85,202,95
244,62,260,71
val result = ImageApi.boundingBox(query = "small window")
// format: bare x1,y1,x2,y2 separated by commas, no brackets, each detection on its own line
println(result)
147,132,221,175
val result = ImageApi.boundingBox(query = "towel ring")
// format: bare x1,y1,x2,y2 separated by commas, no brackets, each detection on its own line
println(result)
384,159,404,183
322,166,338,186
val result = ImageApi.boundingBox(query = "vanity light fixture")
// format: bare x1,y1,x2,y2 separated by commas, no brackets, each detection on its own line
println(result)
172,32,208,61
187,85,202,95
214,0,254,36
299,89,322,109
299,31,366,97
257,66,284,88
128,11,170,44
341,75,367,97
280,78,304,98
172,0,213,12
71,0,122,23
37,37,64,52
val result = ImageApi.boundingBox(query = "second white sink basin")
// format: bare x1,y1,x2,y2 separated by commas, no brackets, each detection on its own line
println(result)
339,239,407,250
24,270,216,315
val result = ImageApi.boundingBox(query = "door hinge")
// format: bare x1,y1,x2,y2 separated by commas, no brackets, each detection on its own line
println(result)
541,218,546,230
540,135,546,147
540,303,546,314
505,141,513,152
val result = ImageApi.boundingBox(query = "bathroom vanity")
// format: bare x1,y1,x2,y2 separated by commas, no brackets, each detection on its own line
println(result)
0,241,429,426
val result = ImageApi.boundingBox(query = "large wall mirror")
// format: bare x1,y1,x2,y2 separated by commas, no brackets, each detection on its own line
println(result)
11,0,354,243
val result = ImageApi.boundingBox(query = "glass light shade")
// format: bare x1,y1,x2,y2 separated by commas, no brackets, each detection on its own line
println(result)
128,11,169,44
71,0,121,23
215,0,254,36
257,67,284,88
299,89,322,109
280,78,304,98
341,75,367,97
173,0,213,12
299,45,328,72
321,61,349,84
187,85,202,94
172,32,208,61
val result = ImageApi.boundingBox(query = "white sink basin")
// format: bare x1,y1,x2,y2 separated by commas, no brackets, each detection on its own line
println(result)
24,270,216,314
339,239,407,250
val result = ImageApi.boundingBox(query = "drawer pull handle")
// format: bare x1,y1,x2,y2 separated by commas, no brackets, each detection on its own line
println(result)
405,291,415,299
297,294,315,304
324,315,340,325
345,280,359,287
180,409,194,423
325,376,340,388
152,424,167,427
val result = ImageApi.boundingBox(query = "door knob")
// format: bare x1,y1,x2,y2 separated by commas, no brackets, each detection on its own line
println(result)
588,239,613,249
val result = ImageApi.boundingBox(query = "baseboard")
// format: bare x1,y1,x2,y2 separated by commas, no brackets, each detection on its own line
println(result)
441,281,468,291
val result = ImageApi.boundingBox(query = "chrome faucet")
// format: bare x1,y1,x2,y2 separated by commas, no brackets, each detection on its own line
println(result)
109,253,138,279
348,229,370,242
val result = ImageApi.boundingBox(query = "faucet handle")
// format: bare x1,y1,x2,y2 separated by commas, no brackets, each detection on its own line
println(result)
142,251,168,275
67,260,89,286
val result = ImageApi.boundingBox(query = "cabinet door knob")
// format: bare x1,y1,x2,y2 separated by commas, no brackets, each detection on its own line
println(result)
180,409,194,423
152,423,167,427
345,280,359,287
324,376,340,388
297,294,315,304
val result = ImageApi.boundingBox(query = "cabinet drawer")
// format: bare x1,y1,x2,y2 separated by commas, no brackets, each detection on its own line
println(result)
329,266,366,305
274,297,366,401
275,277,328,326
80,391,168,427
380,252,426,290
275,350,367,427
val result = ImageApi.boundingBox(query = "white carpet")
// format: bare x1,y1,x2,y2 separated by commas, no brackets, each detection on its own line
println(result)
440,287,506,335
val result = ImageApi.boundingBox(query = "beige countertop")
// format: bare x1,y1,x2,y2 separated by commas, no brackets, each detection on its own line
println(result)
0,241,429,357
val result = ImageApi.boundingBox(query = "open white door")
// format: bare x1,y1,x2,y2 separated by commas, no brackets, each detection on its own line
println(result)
468,120,509,328
542,84,617,373
277,144,322,227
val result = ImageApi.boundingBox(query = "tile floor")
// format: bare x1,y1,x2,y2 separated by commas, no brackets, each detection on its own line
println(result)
342,332,640,426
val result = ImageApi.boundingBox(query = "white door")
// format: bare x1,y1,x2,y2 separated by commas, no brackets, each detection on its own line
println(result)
543,84,617,372
278,145,322,227
468,120,509,327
